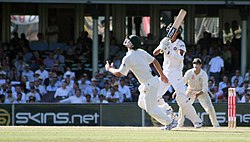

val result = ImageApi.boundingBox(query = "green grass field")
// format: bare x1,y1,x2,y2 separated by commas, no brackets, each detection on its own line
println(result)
0,126,250,142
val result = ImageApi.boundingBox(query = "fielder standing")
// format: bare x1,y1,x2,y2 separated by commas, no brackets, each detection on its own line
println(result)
153,23,202,128
178,58,220,127
105,35,176,130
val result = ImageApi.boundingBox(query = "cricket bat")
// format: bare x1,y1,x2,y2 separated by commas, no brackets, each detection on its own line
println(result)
166,9,187,41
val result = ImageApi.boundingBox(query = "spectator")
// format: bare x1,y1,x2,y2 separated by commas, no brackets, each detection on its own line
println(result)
68,82,79,97
208,49,224,84
13,92,26,103
20,33,29,48
46,80,58,92
244,66,250,82
53,48,65,65
4,90,16,104
118,78,132,102
96,94,108,104
113,82,123,103
60,89,86,104
37,32,45,41
8,66,20,81
34,78,47,96
106,87,120,103
211,85,224,103
231,69,244,87
54,81,69,100
26,86,41,102
197,31,212,53
74,63,85,80
28,96,36,103
35,64,49,81
0,70,6,85
219,75,229,91
12,85,26,102
78,74,91,94
237,82,250,103
221,44,232,72
64,48,75,67
245,88,250,103
21,64,34,82
0,95,5,103
85,94,92,103
100,82,111,97
84,78,100,96
43,52,55,70
91,88,99,103
222,22,233,45
10,32,20,49
22,47,33,64
63,67,75,79
14,57,26,75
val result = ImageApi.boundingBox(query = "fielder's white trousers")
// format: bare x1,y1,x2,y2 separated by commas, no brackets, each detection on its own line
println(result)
178,90,219,127
137,76,172,125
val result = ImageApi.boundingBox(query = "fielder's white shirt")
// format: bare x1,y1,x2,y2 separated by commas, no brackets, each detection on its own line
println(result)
184,68,209,93
209,56,224,73
118,49,154,84
157,38,186,72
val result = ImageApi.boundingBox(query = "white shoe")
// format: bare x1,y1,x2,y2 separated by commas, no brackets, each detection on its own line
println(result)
161,119,178,131
194,122,202,128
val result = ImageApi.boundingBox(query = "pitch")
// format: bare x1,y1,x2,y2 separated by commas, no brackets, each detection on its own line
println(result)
0,126,250,142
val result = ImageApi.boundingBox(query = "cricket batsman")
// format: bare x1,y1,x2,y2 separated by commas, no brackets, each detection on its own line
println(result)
153,23,202,129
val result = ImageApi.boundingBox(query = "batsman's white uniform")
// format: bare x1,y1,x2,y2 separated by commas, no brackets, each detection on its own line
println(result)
156,37,202,126
178,68,220,127
118,49,172,125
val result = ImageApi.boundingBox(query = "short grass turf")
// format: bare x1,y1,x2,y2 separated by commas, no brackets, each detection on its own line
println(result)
0,126,249,142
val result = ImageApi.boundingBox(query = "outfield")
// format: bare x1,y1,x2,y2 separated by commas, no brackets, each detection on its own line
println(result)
0,126,250,142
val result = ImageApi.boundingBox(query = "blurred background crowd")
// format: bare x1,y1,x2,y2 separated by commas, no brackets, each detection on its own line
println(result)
0,25,250,104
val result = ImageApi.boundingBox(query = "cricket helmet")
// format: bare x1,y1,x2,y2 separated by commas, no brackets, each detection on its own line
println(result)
123,35,141,49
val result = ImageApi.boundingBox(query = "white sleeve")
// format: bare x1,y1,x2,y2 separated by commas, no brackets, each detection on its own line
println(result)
156,37,170,51
118,56,130,76
202,71,209,93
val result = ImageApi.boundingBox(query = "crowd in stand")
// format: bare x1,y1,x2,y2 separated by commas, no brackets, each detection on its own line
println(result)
0,29,250,104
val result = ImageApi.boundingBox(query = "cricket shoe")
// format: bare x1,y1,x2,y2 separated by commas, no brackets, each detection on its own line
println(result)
194,122,202,128
161,119,178,131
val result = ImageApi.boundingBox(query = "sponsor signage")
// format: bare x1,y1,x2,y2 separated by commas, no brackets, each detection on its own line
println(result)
0,105,12,126
14,104,100,126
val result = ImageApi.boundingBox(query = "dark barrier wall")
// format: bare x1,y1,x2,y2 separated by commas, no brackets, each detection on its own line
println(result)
0,103,249,126
0,104,12,126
